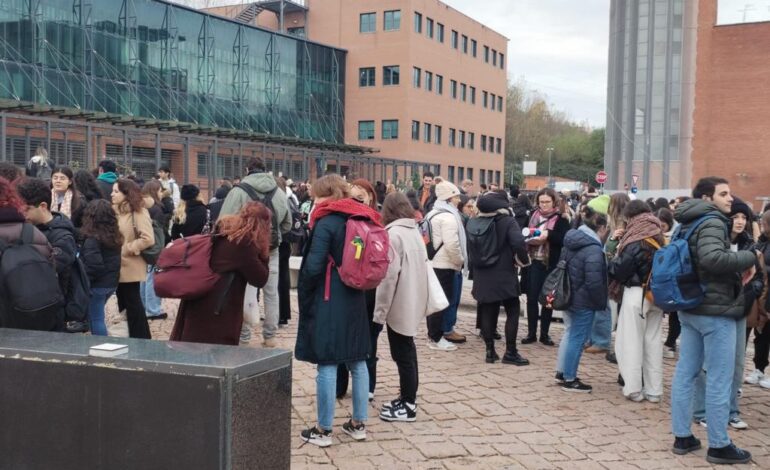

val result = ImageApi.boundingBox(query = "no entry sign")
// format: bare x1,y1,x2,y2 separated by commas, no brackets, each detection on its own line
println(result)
595,170,608,185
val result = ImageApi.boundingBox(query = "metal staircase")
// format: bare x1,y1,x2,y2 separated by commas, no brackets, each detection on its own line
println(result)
235,3,263,24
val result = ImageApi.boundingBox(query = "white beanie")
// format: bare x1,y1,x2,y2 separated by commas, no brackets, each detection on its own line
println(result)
435,181,461,201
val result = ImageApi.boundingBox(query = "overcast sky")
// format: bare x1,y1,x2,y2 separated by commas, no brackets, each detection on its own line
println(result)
445,0,610,128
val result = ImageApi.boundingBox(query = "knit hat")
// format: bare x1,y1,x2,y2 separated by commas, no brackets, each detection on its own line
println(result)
435,181,461,201
477,191,510,213
180,184,200,202
730,197,752,220
587,194,610,215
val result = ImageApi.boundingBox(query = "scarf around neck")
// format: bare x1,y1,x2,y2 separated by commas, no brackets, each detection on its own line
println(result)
529,208,560,231
432,199,468,272
309,198,382,228
617,213,664,255
53,188,74,218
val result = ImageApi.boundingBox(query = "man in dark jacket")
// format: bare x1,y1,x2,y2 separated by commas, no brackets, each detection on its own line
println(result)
418,172,437,213
670,177,756,465
96,160,119,199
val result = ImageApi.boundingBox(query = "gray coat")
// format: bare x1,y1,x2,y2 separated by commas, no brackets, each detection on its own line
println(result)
219,172,291,244
675,199,756,318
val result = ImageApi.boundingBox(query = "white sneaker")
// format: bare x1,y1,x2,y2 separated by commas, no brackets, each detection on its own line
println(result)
428,338,457,351
759,376,770,389
627,392,645,402
745,369,764,385
729,417,748,430
644,394,661,403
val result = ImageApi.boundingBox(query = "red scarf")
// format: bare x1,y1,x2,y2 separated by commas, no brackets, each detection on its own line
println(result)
309,198,382,228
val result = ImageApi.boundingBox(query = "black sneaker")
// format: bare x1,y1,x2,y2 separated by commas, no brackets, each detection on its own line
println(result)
341,419,366,440
147,313,168,321
555,372,564,383
706,443,752,464
561,379,592,393
521,336,537,344
539,336,555,346
493,331,502,340
672,435,702,455
300,426,332,447
381,397,402,411
502,351,530,366
379,400,417,422
606,351,617,364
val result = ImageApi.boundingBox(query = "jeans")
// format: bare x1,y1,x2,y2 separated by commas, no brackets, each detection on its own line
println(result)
525,260,553,339
443,272,463,334
692,315,746,421
317,361,368,431
388,326,419,403
427,268,456,342
262,248,279,340
556,310,573,373
671,312,736,449
337,322,383,396
562,308,597,381
479,297,520,351
139,266,163,317
116,282,151,339
88,287,114,336
589,307,612,349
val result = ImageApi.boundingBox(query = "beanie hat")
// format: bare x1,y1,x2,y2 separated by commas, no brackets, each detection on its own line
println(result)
435,181,461,201
214,185,231,200
730,197,752,221
180,184,200,202
477,191,510,214
587,194,610,215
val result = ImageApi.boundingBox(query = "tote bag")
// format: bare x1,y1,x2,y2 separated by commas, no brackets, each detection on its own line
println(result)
426,268,449,315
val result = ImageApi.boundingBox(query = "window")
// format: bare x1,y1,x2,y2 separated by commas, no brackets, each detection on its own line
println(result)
497,96,503,112
436,74,443,95
481,134,487,151
448,166,455,183
459,130,466,148
358,120,374,140
360,12,376,33
495,171,501,185
451,30,458,49
490,93,496,109
435,125,442,144
197,154,208,177
424,123,432,143
484,45,490,63
483,91,488,108
437,23,444,42
492,49,497,66
414,12,422,33
462,35,468,53
411,120,420,140
449,128,456,147
383,65,400,85
382,120,399,139
359,67,375,87
468,168,473,181
488,136,495,153
469,132,475,150
460,83,467,102
425,71,433,92
488,170,494,184
426,18,434,38
384,10,401,31
480,170,486,184
450,80,457,99
458,167,465,181
471,39,477,57
287,27,305,38
412,67,421,88
470,86,476,104
496,138,502,154
499,52,504,69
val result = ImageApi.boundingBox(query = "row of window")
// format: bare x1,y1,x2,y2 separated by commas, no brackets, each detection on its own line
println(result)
357,119,502,155
360,10,401,32
413,11,505,70
447,167,501,186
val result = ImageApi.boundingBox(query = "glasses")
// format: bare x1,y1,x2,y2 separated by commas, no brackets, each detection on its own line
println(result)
539,200,553,206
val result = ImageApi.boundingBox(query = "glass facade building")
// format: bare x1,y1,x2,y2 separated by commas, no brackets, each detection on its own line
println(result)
0,0,345,143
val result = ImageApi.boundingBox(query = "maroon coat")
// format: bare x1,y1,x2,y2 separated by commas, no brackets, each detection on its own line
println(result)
169,235,269,345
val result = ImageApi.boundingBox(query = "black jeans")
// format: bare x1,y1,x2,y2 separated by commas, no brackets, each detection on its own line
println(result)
278,240,292,324
525,260,552,339
664,311,681,349
387,325,419,404
753,323,770,372
337,321,383,396
479,297,520,351
427,268,456,342
116,282,151,339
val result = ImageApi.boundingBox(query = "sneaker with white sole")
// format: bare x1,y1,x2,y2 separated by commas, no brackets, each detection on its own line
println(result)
428,338,457,351
729,417,748,430
745,369,764,385
381,397,402,411
627,392,645,402
300,426,332,447
759,376,770,389
379,400,417,422
341,419,366,440
695,418,707,428
368,392,374,402
644,394,661,403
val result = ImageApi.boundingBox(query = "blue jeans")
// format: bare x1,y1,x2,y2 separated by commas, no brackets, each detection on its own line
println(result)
443,272,463,334
562,309,597,381
317,361,368,431
556,310,573,373
671,312,737,449
140,267,162,317
589,306,612,349
88,287,114,336
692,315,746,421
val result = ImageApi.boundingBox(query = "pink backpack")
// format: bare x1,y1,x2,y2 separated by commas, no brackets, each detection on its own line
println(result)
324,216,390,300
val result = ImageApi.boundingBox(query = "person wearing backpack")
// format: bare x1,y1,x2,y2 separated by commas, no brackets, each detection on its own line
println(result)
0,177,62,331
295,175,380,447
745,210,770,390
470,191,531,366
220,157,291,347
140,180,168,321
171,184,208,240
607,200,665,403
669,177,756,465
112,178,154,339
25,147,52,181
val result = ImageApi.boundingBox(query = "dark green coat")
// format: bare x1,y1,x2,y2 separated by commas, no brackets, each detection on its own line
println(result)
294,213,370,365
675,199,755,318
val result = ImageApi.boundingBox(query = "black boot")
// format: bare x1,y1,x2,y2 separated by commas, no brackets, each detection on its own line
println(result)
485,340,499,363
502,348,530,366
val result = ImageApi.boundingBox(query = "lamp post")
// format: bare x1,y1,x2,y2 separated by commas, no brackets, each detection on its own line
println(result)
546,147,554,187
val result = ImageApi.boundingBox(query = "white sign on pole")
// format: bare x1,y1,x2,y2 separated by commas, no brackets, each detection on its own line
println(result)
522,161,537,176
632,174,639,186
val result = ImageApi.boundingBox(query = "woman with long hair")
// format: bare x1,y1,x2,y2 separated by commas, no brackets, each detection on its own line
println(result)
171,184,208,239
139,180,167,320
169,201,271,345
296,174,379,447
112,178,154,339
70,169,105,228
79,199,122,335
50,166,82,220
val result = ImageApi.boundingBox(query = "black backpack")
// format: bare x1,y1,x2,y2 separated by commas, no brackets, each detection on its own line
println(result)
235,183,280,249
64,255,92,325
466,217,500,268
286,197,307,243
539,258,572,310
0,224,64,331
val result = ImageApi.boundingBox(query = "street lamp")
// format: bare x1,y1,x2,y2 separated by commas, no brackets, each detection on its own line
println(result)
546,147,554,187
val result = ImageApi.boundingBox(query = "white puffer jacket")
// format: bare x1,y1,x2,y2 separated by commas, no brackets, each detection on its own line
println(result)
429,211,464,271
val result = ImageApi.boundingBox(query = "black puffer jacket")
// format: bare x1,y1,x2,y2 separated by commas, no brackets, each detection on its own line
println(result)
171,200,208,240
80,237,121,289
674,199,755,318
608,240,657,287
36,213,77,282
563,225,608,311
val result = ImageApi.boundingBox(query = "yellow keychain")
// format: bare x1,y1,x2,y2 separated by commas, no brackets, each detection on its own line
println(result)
351,237,364,260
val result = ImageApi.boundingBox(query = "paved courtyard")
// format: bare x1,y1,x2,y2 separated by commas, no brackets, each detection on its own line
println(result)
130,285,770,469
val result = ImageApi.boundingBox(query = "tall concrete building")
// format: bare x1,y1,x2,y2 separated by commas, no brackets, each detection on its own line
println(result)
207,0,509,187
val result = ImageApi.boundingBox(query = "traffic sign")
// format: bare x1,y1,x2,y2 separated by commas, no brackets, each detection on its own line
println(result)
595,170,608,185
632,174,639,186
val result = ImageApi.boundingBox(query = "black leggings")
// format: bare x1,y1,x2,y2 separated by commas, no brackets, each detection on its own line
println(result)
116,282,151,339
525,260,552,339
387,325,419,404
752,323,770,372
664,311,681,349
278,240,291,323
479,297,520,351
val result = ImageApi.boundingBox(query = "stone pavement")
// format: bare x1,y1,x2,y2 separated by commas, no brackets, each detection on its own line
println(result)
120,287,770,469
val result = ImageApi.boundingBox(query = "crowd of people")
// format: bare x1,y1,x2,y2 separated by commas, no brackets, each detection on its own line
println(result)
0,150,767,465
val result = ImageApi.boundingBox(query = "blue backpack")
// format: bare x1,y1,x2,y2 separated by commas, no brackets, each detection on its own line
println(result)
649,215,720,311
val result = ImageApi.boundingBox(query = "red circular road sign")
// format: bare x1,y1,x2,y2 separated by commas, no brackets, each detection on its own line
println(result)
595,171,608,184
